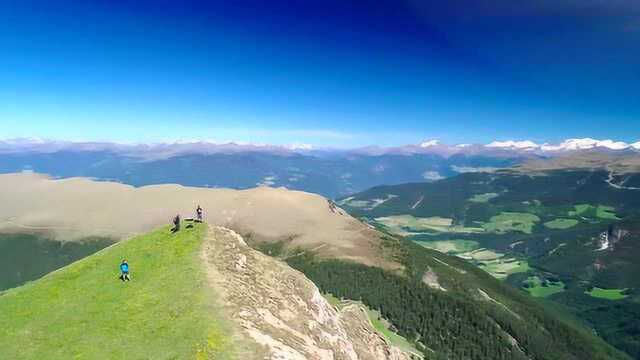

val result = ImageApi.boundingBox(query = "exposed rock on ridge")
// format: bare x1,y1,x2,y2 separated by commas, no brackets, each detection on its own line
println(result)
201,225,412,360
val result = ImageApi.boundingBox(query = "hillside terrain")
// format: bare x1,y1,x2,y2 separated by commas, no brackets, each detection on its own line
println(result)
0,223,237,359
339,169,640,358
0,223,411,359
203,226,413,359
0,172,391,267
0,172,630,359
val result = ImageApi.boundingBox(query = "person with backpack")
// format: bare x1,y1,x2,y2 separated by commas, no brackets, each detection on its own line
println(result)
172,214,181,232
120,259,130,282
196,205,203,222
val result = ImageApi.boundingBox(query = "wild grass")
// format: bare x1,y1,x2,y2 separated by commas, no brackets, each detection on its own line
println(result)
0,223,234,360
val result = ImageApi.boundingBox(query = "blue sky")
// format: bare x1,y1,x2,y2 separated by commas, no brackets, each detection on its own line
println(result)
1,0,639,147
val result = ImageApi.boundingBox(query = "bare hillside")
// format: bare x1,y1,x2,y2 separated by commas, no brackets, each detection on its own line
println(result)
202,226,414,360
0,173,392,267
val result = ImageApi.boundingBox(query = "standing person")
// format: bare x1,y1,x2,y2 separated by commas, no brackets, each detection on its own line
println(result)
196,205,203,222
172,214,181,232
120,260,130,282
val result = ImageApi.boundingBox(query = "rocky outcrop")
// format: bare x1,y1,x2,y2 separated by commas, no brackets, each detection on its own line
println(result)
201,225,412,360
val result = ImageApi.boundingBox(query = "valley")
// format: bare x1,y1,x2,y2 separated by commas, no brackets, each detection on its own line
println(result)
339,169,640,358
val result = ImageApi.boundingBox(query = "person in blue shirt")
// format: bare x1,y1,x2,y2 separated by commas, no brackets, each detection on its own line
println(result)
120,259,130,282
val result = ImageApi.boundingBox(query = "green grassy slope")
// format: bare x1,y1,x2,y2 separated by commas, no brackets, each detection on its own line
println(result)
0,223,233,360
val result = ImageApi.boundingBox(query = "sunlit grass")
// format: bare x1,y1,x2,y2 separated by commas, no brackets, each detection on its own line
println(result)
523,276,565,298
0,223,234,360
586,287,628,300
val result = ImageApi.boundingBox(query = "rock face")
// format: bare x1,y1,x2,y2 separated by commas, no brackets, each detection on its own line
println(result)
201,226,412,360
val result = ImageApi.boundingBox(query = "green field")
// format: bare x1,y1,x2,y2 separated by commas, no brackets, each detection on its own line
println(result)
569,204,593,216
523,276,565,298
569,204,619,220
462,249,530,279
596,206,619,220
375,215,484,235
416,243,528,279
544,218,579,229
482,212,540,234
0,224,234,360
479,257,529,279
414,239,479,254
586,287,629,300
468,192,499,203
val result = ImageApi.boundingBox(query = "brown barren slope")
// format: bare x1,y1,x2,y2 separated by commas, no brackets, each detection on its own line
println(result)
0,173,393,268
201,225,412,360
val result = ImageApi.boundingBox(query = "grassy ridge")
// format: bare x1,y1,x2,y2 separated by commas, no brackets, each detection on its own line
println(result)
0,223,233,360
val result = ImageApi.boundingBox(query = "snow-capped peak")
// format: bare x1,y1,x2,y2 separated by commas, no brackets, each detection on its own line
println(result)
419,139,440,147
486,140,539,150
284,143,314,150
540,138,630,151
1,137,48,145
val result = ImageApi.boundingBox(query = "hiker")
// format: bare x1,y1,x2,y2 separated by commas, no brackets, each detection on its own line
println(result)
120,259,130,282
172,214,181,232
196,205,203,222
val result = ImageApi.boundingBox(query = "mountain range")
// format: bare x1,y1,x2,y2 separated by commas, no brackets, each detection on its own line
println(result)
2,137,639,198
3,137,640,157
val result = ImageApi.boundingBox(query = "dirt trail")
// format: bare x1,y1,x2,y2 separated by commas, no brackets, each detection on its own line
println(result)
605,166,640,190
200,225,412,360
410,196,424,210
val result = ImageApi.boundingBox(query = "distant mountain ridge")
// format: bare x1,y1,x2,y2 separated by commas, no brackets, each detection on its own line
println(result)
1,137,639,198
2,137,640,158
